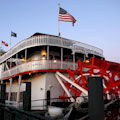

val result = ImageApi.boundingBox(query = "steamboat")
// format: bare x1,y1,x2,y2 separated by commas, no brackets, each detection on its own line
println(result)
0,33,119,119
0,32,103,108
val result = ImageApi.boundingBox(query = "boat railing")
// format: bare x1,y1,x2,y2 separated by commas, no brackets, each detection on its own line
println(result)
0,35,103,64
0,60,77,80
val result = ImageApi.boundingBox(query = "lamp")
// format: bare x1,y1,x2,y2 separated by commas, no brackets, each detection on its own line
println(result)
42,56,46,60
41,50,47,56
53,60,57,63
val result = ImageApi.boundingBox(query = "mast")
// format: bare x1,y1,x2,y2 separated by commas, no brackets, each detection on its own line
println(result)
58,3,61,36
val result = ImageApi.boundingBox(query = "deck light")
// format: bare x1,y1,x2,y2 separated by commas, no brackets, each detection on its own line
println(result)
41,50,47,56
42,56,46,60
21,58,26,62
53,60,57,63
85,59,90,63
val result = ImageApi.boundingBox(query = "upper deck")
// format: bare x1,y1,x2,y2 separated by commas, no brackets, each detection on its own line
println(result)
0,33,104,80
0,33,103,64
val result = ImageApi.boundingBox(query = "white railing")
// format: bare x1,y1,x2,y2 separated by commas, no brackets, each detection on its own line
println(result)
0,35,103,64
0,60,77,80
6,100,23,109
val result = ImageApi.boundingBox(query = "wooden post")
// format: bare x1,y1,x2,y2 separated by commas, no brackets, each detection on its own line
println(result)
46,90,50,106
88,77,105,120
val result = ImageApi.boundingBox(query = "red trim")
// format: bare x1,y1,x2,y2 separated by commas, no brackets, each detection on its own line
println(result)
0,69,67,81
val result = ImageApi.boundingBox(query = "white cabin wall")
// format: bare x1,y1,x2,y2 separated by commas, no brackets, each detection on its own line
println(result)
4,72,69,110
45,72,64,99
31,73,46,110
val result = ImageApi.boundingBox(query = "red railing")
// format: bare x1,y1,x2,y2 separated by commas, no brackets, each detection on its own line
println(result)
60,57,120,99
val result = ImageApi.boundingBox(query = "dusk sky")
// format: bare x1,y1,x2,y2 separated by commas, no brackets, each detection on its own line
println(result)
0,0,120,62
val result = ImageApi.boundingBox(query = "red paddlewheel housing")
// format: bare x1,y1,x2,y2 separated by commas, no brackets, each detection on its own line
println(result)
60,57,120,100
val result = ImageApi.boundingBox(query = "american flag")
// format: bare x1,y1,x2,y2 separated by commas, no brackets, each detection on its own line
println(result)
58,7,76,26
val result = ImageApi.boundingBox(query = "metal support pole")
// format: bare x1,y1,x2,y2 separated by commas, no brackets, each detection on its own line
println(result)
16,53,18,59
72,45,76,70
83,54,85,61
85,53,88,59
25,49,27,60
73,53,75,70
61,47,63,69
8,78,12,101
17,75,22,102
47,46,49,60
88,77,105,120
10,57,12,68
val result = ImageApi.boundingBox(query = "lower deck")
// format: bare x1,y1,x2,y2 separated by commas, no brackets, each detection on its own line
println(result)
4,72,66,110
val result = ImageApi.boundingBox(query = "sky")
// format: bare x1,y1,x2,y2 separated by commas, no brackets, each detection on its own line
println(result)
0,0,120,62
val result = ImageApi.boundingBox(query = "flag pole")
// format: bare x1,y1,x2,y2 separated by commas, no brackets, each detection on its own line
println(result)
10,31,12,48
58,3,61,36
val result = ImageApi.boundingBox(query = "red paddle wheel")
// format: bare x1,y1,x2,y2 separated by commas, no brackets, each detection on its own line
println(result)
57,57,120,100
